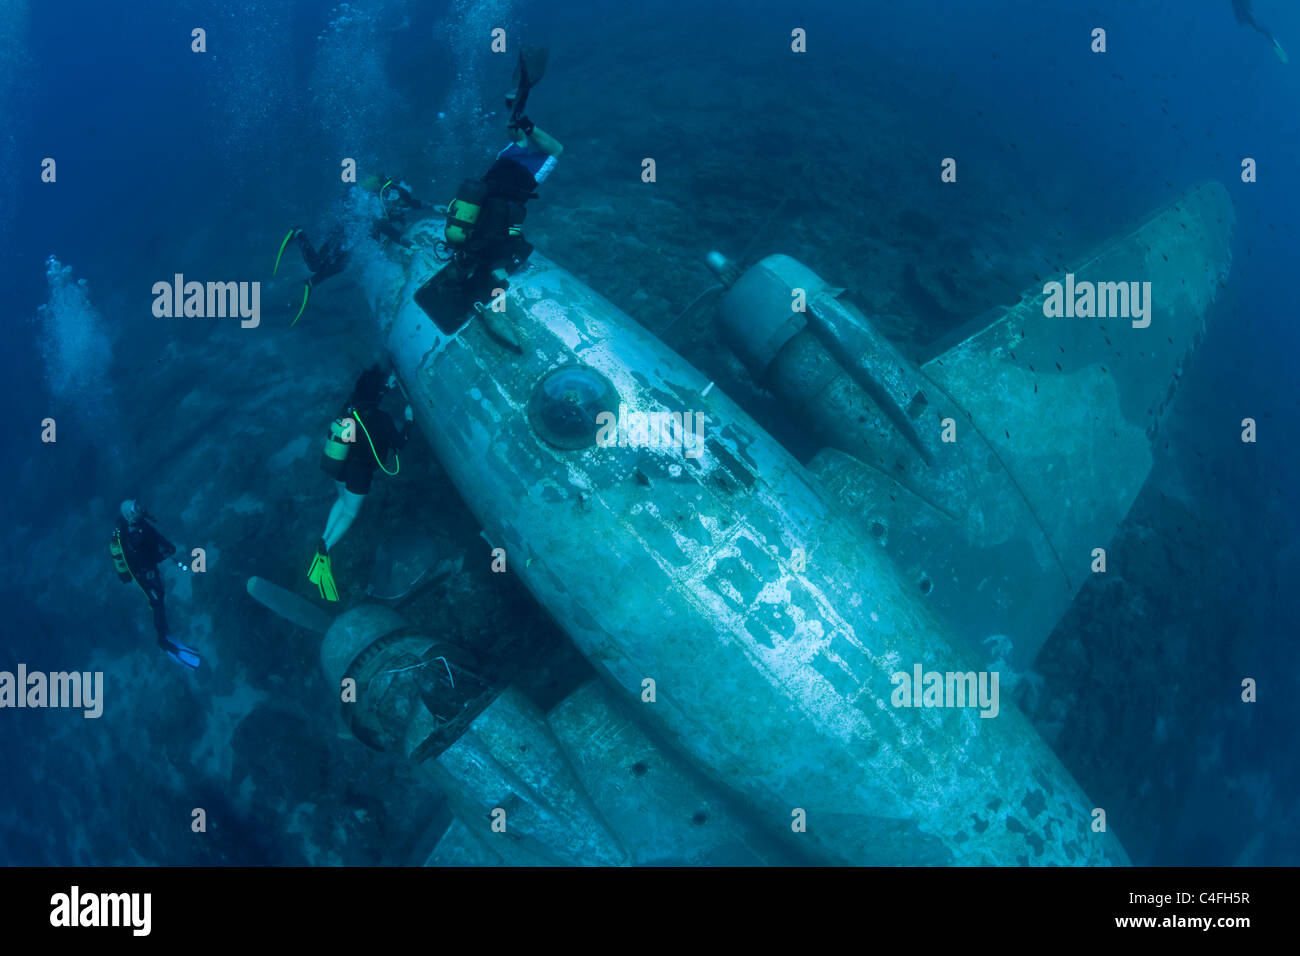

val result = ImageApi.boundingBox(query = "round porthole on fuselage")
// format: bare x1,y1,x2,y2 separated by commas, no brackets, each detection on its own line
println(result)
527,364,619,450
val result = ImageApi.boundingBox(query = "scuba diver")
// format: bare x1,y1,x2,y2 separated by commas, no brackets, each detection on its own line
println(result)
110,499,201,669
442,45,562,302
368,175,426,247
308,365,413,602
273,175,427,325
1231,0,1289,61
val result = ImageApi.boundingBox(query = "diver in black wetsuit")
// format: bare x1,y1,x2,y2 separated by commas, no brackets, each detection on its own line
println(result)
369,176,426,247
444,113,564,304
440,46,561,306
1232,0,1289,61
292,180,426,280
307,366,413,602
291,224,347,285
277,176,427,324
110,499,201,669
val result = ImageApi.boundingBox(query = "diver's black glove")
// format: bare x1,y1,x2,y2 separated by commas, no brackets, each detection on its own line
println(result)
513,115,535,136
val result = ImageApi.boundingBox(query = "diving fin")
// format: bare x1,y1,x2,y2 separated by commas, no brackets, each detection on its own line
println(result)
518,45,548,88
290,281,312,326
273,229,295,276
307,547,339,602
1273,37,1289,63
163,638,202,670
509,45,549,122
319,558,339,602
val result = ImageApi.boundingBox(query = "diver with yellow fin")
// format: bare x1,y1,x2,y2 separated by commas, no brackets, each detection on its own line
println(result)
273,176,426,326
308,366,412,601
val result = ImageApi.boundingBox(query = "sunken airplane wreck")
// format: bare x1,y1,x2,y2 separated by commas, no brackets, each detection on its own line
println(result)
249,182,1233,865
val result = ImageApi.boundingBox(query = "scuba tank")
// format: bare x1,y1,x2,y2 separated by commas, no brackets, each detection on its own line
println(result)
321,415,356,478
506,200,526,241
109,529,133,583
445,179,488,246
321,409,398,477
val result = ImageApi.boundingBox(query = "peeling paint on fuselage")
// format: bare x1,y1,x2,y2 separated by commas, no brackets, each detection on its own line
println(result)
364,220,1130,866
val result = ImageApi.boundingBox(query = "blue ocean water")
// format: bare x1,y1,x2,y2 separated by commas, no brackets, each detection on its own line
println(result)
0,0,1296,865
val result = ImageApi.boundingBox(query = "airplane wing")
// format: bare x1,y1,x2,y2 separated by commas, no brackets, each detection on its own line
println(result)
812,182,1234,669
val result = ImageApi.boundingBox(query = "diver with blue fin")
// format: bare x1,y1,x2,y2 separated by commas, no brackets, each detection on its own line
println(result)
110,499,201,669
308,366,412,602
273,175,427,326
1232,0,1288,62
440,45,563,305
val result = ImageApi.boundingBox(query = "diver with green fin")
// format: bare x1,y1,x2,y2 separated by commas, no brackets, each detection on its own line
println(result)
273,175,426,326
441,45,563,302
308,366,413,602
1232,0,1288,61
110,499,201,669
